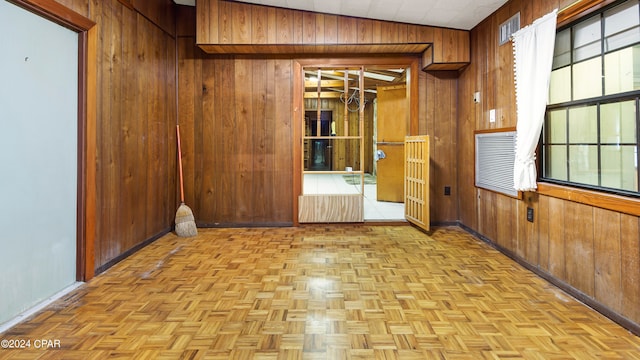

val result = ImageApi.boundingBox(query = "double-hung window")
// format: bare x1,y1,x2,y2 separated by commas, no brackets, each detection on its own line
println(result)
543,0,640,196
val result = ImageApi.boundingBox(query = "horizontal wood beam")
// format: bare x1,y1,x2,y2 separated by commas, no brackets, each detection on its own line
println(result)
304,80,345,88
304,91,342,99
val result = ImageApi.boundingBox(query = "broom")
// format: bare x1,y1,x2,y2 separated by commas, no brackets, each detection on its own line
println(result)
175,124,198,237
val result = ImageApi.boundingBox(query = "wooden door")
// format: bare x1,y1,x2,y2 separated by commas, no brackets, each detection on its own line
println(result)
405,136,430,231
376,84,407,202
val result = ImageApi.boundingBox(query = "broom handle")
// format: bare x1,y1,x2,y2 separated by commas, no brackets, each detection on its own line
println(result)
176,124,185,203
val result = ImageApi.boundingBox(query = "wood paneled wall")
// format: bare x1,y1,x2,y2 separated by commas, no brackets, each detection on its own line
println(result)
55,0,178,272
422,71,458,223
178,4,460,226
178,40,294,226
195,0,469,70
458,0,640,329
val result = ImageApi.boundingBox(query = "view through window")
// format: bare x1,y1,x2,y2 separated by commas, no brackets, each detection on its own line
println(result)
543,0,640,195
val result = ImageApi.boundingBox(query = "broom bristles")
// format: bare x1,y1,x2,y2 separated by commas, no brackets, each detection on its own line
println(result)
175,203,197,237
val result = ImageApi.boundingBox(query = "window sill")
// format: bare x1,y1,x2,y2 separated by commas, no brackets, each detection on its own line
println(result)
537,182,640,217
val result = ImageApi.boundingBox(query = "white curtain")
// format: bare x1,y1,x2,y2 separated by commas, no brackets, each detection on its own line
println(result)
512,9,558,192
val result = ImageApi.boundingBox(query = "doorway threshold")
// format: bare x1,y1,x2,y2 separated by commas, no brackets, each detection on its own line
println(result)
364,219,409,226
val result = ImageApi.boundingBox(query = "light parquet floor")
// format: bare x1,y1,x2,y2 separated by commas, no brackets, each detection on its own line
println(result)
1,226,639,359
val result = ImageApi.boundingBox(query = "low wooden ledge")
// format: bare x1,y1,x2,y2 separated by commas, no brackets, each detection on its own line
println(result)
537,182,640,217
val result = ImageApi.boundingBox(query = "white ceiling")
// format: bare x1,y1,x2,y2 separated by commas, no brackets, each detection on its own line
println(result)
174,0,509,30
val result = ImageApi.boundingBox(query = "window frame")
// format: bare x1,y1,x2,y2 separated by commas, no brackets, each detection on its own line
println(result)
537,0,640,216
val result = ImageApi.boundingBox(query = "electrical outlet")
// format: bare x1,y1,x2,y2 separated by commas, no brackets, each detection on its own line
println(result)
444,186,451,196
526,207,534,222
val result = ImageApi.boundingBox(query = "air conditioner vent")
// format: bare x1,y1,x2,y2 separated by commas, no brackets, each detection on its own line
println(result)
475,131,517,197
499,12,520,46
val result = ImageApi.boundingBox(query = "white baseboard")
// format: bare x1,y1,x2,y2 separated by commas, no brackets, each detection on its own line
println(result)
0,282,83,334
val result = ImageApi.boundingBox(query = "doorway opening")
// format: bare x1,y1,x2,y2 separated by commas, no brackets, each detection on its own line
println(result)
298,61,415,222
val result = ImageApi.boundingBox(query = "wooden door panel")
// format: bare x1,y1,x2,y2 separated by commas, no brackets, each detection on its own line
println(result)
376,84,407,203
405,136,430,231
377,144,404,202
377,85,408,142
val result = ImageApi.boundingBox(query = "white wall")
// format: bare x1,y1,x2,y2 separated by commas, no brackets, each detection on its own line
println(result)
0,1,78,325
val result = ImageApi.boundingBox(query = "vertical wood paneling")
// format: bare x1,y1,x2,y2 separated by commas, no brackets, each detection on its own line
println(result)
218,0,231,44
91,0,176,270
371,20,383,43
441,29,458,62
293,11,303,44
496,194,515,251
145,14,167,242
547,197,566,278
199,51,216,222
431,28,443,63
456,30,478,229
131,0,175,36
517,194,538,264
276,8,293,44
192,42,204,226
252,60,268,221
593,208,622,311
417,65,428,136
478,189,498,241
251,5,267,44
263,60,278,222
216,57,237,223
427,71,458,223
457,30,470,63
422,68,436,222
562,199,595,296
196,0,217,44
538,195,550,271
273,59,293,221
235,59,253,219
151,13,173,242
302,12,315,44
397,23,408,43
407,24,419,43
484,17,497,130
179,43,294,225
384,22,400,43
133,12,149,248
357,18,373,44
338,16,357,44
162,29,176,233
620,215,640,321
231,1,251,44
314,13,324,44
177,4,196,37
